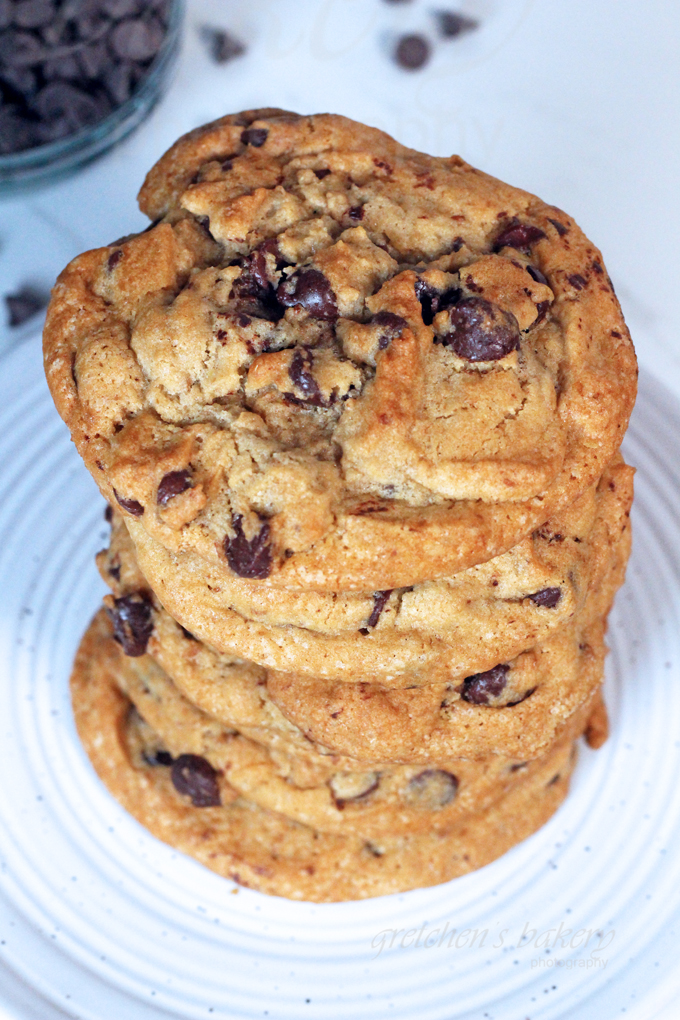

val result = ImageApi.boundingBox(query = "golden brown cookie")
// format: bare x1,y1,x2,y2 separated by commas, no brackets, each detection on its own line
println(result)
102,457,633,685
71,610,580,901
44,109,637,592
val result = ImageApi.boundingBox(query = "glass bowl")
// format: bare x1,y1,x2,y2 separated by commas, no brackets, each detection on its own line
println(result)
0,0,184,195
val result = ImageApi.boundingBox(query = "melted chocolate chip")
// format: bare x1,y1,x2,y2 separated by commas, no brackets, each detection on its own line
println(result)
439,297,520,361
414,279,461,325
314,168,331,179
526,264,548,285
568,273,587,290
348,205,364,222
170,754,221,807
287,347,325,406
406,770,459,809
505,686,536,707
106,248,123,271
527,587,562,608
114,490,144,516
330,772,380,809
106,592,153,657
548,217,568,237
394,33,431,70
494,219,547,251
231,248,284,321
241,127,268,147
157,469,191,507
360,590,392,634
277,268,338,320
372,310,407,349
461,664,509,704
143,748,174,767
224,514,272,579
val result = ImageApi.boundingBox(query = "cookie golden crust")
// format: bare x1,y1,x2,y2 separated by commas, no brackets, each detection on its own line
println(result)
71,611,578,901
96,610,585,840
103,456,632,685
44,109,637,592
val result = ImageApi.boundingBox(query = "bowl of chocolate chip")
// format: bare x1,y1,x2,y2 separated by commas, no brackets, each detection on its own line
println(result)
0,0,183,192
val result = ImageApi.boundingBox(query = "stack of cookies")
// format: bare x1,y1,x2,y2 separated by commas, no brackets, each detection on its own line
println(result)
43,110,637,902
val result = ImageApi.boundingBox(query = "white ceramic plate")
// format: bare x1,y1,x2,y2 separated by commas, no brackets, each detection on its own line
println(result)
0,337,678,1020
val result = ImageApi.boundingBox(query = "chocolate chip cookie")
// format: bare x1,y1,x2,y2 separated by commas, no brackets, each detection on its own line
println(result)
44,109,637,591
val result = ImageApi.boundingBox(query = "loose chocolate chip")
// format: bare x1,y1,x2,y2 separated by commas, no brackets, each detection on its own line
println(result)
106,592,153,656
200,25,245,64
394,33,431,70
406,770,458,809
277,268,338,320
102,0,140,18
527,587,561,608
494,219,547,251
360,590,392,634
143,748,174,767
107,248,123,271
157,469,191,507
14,0,55,29
461,664,510,704
287,347,325,406
567,273,587,290
111,18,163,61
114,490,144,516
0,0,12,29
4,284,49,326
439,297,520,361
314,168,331,179
241,126,268,147
548,217,568,237
171,754,221,807
435,11,479,38
0,29,45,66
105,61,133,105
373,310,407,350
526,264,548,285
0,106,41,154
34,81,102,131
224,514,272,579
329,771,380,809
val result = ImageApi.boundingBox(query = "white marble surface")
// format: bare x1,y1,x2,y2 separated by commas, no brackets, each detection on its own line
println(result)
1,0,679,395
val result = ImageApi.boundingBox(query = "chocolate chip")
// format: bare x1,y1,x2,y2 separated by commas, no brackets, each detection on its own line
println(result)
4,284,49,326
0,0,12,29
34,81,103,131
394,33,431,70
439,297,520,361
286,347,326,406
359,590,392,635
0,106,40,154
373,310,407,350
406,770,458,809
42,53,81,80
114,490,144,516
548,217,568,237
14,0,55,29
171,754,221,807
277,268,338,320
231,248,284,321
527,587,561,608
143,748,174,767
0,29,45,66
111,18,163,60
505,686,536,707
526,264,548,286
314,168,331,179
348,205,364,222
1,63,38,94
461,664,509,704
104,504,113,523
494,219,547,251
329,772,380,809
105,60,133,105
102,0,140,17
568,273,587,290
157,469,191,507
78,40,110,77
106,592,153,656
240,126,268,147
200,25,245,64
106,249,123,272
224,514,272,579
414,279,460,325
435,11,479,38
